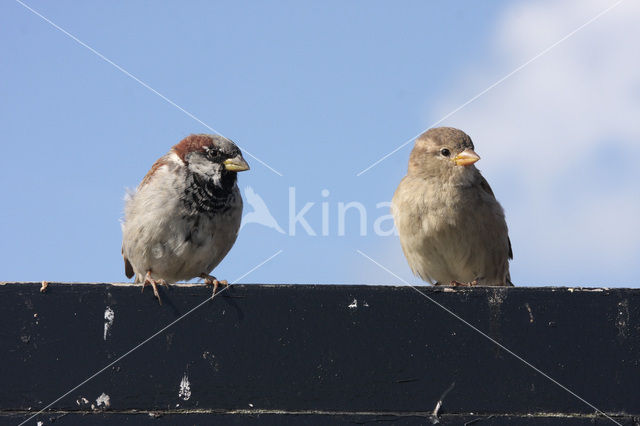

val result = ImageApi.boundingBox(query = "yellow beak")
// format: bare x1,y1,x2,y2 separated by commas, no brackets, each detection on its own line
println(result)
454,148,480,166
223,155,250,172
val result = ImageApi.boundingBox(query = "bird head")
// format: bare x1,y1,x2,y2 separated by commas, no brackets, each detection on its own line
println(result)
173,134,250,186
408,127,480,181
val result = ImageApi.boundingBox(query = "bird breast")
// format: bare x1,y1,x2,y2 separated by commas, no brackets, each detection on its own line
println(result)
392,177,496,284
122,161,243,283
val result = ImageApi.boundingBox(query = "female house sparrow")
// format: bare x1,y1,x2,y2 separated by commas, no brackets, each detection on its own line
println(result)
121,134,250,304
392,127,512,286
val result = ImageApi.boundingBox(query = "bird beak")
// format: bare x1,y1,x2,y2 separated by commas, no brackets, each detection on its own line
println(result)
223,155,250,172
454,148,480,166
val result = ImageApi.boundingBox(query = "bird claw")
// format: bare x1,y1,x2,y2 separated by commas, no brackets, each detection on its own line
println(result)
142,271,167,305
201,274,228,297
448,280,478,287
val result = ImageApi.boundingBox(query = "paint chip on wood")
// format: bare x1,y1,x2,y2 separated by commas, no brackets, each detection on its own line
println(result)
95,392,110,409
179,374,191,401
104,307,115,340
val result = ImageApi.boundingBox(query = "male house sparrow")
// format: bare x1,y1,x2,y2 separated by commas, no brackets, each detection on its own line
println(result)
121,134,250,304
392,127,512,286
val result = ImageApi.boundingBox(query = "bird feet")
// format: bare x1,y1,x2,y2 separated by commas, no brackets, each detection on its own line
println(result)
142,271,169,305
448,279,479,287
200,274,228,297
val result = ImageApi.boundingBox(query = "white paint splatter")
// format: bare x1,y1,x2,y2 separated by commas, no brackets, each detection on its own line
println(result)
104,307,115,340
488,290,505,307
179,374,191,401
37,422,43,426
525,303,534,323
348,299,358,309
616,299,630,339
96,393,110,408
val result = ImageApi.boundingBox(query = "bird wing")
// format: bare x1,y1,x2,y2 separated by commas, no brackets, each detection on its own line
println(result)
478,174,513,260
139,155,169,188
478,174,495,198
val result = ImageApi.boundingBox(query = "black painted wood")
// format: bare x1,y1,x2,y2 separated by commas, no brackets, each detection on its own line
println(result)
1,283,638,425
2,412,635,425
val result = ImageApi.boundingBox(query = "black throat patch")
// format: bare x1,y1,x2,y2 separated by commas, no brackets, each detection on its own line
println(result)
182,170,237,214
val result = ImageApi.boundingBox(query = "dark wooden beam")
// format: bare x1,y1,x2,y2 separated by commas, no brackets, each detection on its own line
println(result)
1,283,638,425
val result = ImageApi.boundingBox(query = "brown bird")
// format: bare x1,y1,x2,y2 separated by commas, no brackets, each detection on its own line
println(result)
392,127,512,286
121,134,250,304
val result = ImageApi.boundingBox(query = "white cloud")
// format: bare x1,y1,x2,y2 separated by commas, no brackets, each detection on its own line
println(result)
432,0,640,284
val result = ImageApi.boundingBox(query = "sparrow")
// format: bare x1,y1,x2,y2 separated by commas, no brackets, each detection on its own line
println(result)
121,134,250,304
391,127,512,286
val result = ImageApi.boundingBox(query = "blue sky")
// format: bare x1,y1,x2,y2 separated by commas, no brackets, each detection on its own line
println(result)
1,0,638,287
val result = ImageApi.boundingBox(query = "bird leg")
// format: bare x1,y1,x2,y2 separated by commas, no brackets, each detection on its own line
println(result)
448,280,479,287
141,271,169,305
201,273,228,297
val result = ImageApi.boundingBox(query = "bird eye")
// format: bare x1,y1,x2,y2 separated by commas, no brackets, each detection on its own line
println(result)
440,148,451,157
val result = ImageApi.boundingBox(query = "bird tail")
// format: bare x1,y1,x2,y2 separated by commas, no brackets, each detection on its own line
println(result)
505,272,514,287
